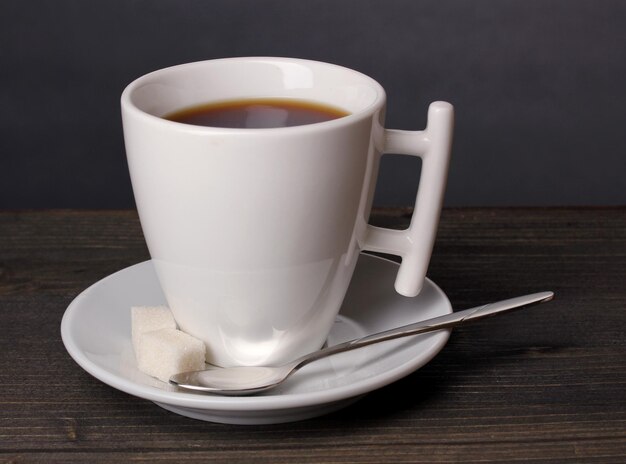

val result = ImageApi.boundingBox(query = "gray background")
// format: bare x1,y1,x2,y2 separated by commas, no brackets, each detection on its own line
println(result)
2,0,625,209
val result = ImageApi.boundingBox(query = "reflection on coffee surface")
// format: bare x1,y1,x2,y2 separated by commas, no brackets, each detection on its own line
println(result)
164,98,350,129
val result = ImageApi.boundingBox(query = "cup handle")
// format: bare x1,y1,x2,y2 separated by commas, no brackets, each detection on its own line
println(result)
360,101,454,297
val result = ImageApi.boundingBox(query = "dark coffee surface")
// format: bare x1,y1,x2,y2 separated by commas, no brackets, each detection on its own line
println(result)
164,98,350,128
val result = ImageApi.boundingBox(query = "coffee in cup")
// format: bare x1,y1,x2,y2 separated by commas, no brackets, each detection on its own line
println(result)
121,57,453,367
164,98,350,128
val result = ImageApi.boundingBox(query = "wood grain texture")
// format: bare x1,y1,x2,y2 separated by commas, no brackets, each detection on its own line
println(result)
1,208,624,463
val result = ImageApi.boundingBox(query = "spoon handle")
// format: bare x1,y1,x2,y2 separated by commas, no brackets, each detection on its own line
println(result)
296,291,554,367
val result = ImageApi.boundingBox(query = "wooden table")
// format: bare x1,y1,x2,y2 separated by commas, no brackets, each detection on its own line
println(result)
1,208,625,462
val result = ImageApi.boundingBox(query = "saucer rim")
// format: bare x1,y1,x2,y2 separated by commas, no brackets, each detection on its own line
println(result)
61,255,451,412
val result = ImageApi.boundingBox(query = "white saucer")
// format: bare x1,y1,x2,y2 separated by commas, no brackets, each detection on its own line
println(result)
61,254,452,425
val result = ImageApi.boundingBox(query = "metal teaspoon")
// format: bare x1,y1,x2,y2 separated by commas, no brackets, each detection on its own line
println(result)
170,291,554,395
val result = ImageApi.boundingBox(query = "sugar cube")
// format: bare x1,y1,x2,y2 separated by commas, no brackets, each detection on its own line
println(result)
135,328,206,382
131,305,176,355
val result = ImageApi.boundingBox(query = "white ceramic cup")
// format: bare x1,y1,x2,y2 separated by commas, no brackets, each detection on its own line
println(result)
121,57,453,367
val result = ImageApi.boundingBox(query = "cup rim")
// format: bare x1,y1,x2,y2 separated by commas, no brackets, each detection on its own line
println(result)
121,56,387,135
